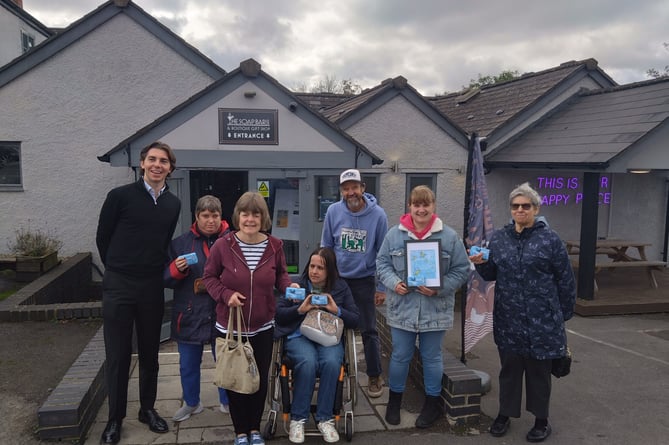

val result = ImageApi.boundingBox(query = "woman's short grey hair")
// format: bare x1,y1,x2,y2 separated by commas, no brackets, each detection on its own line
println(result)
509,182,542,207
195,195,222,215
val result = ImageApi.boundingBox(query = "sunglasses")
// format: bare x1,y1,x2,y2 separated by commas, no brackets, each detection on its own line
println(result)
511,203,533,210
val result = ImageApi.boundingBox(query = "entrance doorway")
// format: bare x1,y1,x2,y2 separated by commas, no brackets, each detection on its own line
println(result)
190,170,247,227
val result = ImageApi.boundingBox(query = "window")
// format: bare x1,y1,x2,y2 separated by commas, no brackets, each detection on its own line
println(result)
361,174,379,201
406,173,436,203
316,173,382,221
0,142,21,188
21,30,35,53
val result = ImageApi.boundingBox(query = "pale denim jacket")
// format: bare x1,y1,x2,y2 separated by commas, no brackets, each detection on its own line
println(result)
376,218,470,332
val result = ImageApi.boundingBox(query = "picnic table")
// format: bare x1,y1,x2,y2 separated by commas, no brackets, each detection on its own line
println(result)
566,239,666,289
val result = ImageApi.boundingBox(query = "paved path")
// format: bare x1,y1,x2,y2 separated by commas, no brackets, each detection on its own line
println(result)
87,312,669,445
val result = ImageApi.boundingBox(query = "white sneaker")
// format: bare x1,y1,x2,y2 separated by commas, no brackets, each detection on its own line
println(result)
220,403,230,413
289,419,306,444
172,401,204,421
317,419,339,443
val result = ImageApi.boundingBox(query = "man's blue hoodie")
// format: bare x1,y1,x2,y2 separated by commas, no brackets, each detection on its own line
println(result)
321,192,388,290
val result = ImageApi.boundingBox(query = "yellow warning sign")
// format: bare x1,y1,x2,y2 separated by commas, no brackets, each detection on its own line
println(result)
257,181,270,198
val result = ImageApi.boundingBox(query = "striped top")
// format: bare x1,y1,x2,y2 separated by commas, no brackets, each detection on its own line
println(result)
235,234,269,270
214,234,272,336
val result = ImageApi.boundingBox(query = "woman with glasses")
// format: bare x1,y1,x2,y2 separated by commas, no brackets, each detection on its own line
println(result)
469,182,575,443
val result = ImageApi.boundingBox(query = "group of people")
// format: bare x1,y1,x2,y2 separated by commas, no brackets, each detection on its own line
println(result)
96,140,575,445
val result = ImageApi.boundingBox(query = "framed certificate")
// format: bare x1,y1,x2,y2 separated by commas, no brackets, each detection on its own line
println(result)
404,239,443,289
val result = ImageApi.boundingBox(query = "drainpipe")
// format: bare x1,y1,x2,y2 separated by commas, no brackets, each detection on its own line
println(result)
662,180,669,263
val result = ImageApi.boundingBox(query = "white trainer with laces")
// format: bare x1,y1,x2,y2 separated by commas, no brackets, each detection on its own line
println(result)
289,419,306,444
172,401,204,422
317,419,340,443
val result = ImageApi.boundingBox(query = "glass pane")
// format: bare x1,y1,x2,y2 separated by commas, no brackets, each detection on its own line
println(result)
0,143,21,185
317,176,339,221
260,178,300,274
406,174,436,203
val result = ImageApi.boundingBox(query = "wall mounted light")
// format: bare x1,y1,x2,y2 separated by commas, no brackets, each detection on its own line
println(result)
628,169,651,174
391,161,399,173
288,102,298,112
244,90,256,98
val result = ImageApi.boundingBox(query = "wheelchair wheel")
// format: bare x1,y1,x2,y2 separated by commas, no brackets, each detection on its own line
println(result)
263,410,277,440
344,412,354,442
345,330,359,406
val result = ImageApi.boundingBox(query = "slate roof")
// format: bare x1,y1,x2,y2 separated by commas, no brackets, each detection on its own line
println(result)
320,78,393,123
429,59,616,138
294,92,352,111
313,76,468,145
485,77,669,168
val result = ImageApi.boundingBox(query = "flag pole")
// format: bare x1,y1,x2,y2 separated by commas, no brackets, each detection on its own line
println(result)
460,132,476,364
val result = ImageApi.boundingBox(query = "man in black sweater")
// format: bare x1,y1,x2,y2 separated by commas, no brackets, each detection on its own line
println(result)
96,141,181,444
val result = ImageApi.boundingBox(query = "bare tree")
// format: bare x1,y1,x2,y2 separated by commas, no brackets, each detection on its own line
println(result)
646,42,669,79
291,75,361,94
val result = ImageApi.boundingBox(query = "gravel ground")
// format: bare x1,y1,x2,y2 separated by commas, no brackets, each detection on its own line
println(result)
0,319,102,444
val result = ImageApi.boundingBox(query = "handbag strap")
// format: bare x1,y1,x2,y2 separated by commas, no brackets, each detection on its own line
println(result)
226,306,249,344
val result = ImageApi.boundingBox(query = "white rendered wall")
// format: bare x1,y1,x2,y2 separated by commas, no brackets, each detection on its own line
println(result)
0,14,216,266
346,96,468,235
0,7,49,66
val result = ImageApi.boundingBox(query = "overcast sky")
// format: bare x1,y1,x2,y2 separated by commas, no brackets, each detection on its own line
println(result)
23,0,669,95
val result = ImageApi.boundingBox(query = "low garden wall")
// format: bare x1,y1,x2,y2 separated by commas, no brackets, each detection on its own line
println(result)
0,252,102,322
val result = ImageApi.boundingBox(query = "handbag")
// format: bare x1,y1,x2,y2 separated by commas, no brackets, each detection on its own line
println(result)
300,309,344,347
214,307,260,393
551,346,572,378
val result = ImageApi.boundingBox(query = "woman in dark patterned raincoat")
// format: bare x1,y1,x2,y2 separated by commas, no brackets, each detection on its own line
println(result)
470,182,575,443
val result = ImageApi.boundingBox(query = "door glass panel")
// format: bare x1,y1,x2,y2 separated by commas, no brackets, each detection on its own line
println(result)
260,178,300,273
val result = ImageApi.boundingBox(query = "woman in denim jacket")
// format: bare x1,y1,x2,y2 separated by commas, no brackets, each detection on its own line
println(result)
376,186,470,428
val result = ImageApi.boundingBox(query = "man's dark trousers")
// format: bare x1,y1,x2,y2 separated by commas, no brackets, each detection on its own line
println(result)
102,270,165,421
344,276,382,377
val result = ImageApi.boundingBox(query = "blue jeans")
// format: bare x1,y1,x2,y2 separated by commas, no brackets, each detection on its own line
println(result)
177,342,229,407
388,327,445,396
344,276,382,377
283,335,344,422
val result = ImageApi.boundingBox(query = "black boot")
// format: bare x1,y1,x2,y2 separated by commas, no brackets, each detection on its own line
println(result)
415,395,444,428
385,390,403,425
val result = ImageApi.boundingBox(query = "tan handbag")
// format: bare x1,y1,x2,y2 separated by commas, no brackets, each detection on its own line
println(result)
214,307,260,394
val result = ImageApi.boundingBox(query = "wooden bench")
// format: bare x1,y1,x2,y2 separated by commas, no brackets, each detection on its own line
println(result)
571,259,667,290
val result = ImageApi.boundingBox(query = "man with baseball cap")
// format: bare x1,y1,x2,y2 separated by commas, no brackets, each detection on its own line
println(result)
321,169,388,398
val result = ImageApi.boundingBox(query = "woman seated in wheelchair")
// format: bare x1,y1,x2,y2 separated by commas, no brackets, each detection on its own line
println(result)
275,247,359,444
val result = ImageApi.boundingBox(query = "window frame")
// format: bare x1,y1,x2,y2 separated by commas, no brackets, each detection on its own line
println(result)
0,141,22,190
21,30,35,53
405,173,437,203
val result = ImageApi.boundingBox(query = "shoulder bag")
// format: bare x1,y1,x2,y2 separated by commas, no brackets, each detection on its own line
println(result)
300,309,344,347
214,307,260,393
551,346,572,378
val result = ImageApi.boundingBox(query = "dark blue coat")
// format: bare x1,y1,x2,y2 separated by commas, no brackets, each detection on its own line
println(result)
164,221,229,344
475,220,575,360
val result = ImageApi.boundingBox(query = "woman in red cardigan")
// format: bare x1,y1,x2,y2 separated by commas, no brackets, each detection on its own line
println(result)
203,191,298,445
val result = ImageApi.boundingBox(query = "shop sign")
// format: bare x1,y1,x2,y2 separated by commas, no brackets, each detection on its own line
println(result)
219,108,278,145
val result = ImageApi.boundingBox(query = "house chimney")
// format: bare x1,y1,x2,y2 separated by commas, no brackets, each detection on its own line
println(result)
113,0,131,7
12,0,23,8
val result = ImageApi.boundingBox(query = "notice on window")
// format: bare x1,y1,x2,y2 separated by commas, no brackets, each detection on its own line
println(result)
272,189,300,240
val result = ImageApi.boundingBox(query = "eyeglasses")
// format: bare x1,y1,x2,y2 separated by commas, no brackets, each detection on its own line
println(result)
510,203,533,210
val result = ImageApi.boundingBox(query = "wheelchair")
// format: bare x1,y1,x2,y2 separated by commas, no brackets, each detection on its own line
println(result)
263,329,358,442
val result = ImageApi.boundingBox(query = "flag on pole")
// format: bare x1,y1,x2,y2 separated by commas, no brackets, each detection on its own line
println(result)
464,137,495,353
